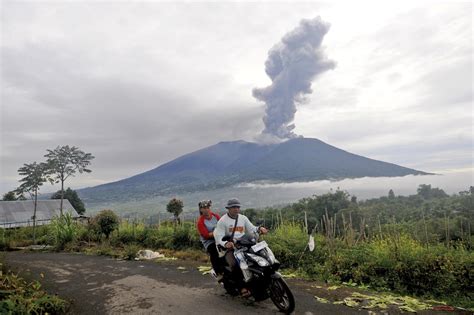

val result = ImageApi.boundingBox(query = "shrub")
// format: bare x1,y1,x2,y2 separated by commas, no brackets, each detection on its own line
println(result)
140,222,200,250
264,222,308,268
93,210,119,239
122,244,140,260
114,220,147,245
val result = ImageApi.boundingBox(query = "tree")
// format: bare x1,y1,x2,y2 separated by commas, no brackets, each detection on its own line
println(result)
51,187,86,215
16,162,50,244
167,198,183,224
45,145,94,215
417,184,448,199
94,209,119,239
2,191,17,201
388,189,395,199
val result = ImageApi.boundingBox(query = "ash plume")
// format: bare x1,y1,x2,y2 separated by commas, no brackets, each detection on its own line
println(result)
253,16,336,141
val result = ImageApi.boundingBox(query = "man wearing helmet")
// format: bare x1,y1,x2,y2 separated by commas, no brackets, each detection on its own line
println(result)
196,200,222,278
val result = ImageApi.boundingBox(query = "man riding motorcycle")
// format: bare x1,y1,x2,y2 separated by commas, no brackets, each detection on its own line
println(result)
213,198,268,296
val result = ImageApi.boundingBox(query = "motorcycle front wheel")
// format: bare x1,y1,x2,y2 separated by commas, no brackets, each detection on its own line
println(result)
269,278,295,314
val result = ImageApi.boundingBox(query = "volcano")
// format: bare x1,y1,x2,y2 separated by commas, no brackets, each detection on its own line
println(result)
78,138,429,204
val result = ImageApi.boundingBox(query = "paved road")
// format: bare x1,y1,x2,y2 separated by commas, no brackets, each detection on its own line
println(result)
4,252,469,315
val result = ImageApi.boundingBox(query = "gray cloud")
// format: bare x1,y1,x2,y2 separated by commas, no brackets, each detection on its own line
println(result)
1,2,472,196
253,16,336,141
1,40,263,193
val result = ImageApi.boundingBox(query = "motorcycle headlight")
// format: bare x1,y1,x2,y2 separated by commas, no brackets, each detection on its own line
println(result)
246,253,270,267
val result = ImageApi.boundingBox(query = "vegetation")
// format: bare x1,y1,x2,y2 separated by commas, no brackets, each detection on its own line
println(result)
166,198,184,224
0,259,68,314
15,162,50,244
93,210,119,239
1,185,472,309
51,187,86,215
50,213,78,250
1,191,26,201
245,185,473,248
45,145,94,215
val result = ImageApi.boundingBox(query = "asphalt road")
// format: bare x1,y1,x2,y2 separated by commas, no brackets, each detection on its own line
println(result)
4,251,470,315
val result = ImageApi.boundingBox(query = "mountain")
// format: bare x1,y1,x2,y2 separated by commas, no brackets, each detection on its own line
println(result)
78,138,429,204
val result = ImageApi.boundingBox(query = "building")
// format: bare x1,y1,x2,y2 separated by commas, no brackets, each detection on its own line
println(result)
0,199,79,228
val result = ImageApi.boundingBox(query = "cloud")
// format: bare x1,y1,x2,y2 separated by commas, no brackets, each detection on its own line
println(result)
253,16,336,140
1,2,472,195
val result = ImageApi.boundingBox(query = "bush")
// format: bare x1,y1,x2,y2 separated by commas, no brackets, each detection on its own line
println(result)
122,244,140,260
93,210,119,239
141,222,200,250
114,220,147,245
264,222,308,268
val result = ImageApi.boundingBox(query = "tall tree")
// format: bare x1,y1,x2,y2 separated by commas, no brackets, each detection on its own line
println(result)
51,187,86,215
45,145,94,215
16,162,50,244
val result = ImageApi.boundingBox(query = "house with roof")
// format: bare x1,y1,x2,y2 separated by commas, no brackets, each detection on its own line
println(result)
0,199,79,228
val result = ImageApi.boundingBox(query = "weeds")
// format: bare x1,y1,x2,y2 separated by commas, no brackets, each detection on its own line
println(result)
0,262,68,314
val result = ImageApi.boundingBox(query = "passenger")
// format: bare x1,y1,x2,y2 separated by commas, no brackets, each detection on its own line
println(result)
196,200,222,279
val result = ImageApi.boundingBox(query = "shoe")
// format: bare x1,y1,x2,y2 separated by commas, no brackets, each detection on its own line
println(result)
216,274,224,283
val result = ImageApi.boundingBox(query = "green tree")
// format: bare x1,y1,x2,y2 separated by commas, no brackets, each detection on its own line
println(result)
417,184,448,199
167,198,184,224
51,187,86,215
94,209,119,239
45,145,94,215
388,189,395,199
2,191,17,201
16,162,50,244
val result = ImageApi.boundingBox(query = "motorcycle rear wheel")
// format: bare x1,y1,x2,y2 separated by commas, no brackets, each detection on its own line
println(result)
269,278,295,314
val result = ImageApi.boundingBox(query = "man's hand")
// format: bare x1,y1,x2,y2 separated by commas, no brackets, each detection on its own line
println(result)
225,241,234,249
258,227,268,234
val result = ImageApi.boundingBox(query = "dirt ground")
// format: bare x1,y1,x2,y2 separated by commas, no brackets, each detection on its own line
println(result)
4,251,471,315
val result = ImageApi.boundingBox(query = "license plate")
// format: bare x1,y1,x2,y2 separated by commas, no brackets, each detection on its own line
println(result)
251,241,268,252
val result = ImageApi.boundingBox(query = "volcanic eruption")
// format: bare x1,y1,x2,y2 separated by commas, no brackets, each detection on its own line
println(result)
253,16,336,142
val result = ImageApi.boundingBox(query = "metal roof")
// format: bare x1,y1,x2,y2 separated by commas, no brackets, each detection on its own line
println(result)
0,199,79,228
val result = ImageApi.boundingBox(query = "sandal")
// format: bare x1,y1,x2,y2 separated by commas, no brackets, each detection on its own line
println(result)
240,288,251,298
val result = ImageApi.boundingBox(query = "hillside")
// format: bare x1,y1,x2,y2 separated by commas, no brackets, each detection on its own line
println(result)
78,138,429,203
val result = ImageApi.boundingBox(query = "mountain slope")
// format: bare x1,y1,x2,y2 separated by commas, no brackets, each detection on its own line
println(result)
78,138,429,203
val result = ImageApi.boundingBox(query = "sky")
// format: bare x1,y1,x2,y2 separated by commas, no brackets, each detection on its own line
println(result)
1,1,472,196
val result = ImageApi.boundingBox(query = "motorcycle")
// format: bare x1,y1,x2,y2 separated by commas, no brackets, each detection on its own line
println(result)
217,233,295,314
